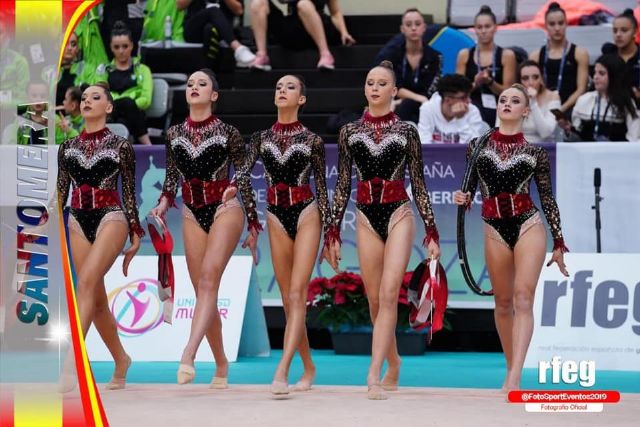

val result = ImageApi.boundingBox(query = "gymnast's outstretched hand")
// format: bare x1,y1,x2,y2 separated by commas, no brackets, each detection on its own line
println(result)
547,249,569,277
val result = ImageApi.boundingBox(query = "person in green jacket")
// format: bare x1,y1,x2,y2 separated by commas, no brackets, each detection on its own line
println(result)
0,18,30,109
3,81,78,145
74,7,109,67
95,21,153,145
141,0,186,42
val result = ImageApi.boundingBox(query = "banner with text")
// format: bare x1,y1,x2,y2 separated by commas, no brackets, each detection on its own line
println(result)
525,253,640,371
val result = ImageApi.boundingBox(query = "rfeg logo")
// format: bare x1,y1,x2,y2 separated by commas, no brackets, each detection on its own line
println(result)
541,270,640,335
108,279,164,337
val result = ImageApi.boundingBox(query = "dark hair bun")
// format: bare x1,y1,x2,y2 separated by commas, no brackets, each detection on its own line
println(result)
112,20,128,31
479,5,493,14
378,60,394,70
547,2,562,11
623,8,635,17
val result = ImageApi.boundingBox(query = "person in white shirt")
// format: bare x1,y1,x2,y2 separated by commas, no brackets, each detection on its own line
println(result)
418,74,484,144
560,54,640,142
500,60,561,143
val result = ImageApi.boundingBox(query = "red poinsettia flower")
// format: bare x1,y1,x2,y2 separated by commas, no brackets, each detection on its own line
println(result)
330,272,364,294
334,289,347,305
307,277,328,304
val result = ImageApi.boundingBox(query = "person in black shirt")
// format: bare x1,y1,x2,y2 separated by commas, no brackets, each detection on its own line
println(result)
374,8,442,123
456,5,516,126
529,2,589,114
98,22,153,145
608,9,640,105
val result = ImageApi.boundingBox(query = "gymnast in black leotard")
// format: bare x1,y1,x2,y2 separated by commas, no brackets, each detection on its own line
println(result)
56,82,142,391
454,83,569,395
324,61,440,400
465,130,565,250
242,75,330,396
151,69,259,389
246,119,330,240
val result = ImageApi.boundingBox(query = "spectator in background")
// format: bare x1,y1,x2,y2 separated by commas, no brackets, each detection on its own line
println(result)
501,60,560,143
561,54,640,142
3,81,78,145
374,8,441,123
219,0,245,28
56,33,101,106
101,0,146,57
608,9,640,105
178,0,256,68
529,2,588,115
76,6,110,67
141,0,186,43
418,74,483,144
95,21,153,145
0,15,29,109
250,0,355,71
60,86,85,134
456,5,516,127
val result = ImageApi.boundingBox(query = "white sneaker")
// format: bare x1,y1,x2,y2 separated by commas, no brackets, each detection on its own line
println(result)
234,45,256,68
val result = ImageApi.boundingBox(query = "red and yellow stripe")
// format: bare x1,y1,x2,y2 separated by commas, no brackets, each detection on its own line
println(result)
0,2,109,425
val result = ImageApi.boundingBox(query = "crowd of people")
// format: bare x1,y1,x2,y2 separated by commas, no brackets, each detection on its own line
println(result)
3,1,640,145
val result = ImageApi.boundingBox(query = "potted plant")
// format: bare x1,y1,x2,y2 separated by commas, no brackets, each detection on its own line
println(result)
307,272,435,355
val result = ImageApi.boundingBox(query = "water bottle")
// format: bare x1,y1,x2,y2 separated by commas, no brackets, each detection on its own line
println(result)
163,15,172,48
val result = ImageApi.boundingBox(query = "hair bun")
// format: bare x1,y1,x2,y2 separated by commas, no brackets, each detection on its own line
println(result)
623,8,635,17
112,20,128,31
378,60,394,70
547,2,562,11
479,5,493,14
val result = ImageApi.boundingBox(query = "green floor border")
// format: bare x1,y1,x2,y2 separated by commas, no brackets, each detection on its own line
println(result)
90,350,640,393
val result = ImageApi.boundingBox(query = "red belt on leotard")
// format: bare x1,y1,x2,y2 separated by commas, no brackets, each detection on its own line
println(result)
182,178,230,208
267,183,313,208
482,193,534,219
71,184,121,210
356,177,409,205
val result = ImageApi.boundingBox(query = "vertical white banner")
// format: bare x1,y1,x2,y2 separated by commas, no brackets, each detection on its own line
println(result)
556,143,640,253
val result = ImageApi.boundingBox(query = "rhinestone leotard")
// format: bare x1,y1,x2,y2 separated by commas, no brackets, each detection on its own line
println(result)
57,128,144,243
466,130,567,251
244,121,331,240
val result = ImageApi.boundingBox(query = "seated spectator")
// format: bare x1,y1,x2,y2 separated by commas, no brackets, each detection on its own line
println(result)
250,0,355,70
418,74,483,144
141,0,185,43
561,54,640,142
95,21,153,145
501,60,560,143
3,81,77,145
529,2,588,115
456,5,516,127
375,8,441,123
56,32,101,106
608,9,640,105
177,0,256,68
0,15,29,109
75,6,109,67
101,0,146,57
219,0,245,27
60,86,84,134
